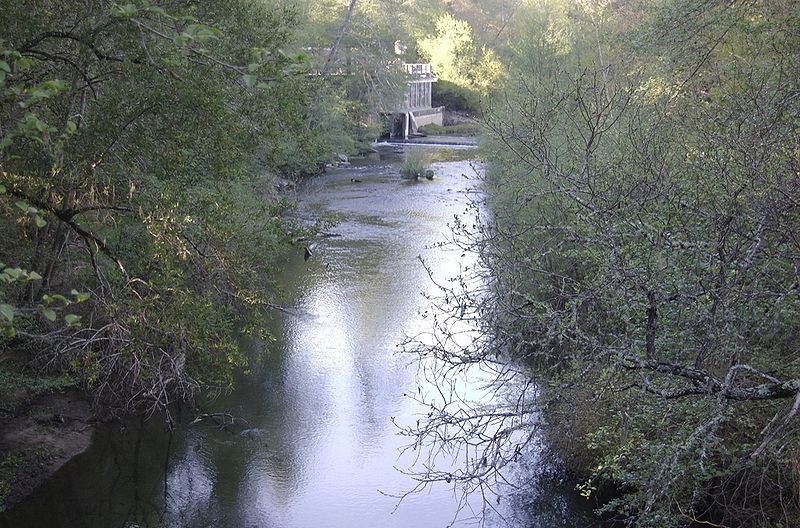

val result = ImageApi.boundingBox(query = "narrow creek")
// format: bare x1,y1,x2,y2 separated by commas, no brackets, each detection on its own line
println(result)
0,145,593,527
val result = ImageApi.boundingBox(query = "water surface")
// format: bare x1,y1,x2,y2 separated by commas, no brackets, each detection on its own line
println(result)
0,146,592,528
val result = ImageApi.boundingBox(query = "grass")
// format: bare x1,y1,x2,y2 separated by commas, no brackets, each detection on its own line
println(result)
400,151,434,180
418,122,482,137
0,446,58,511
0,365,77,414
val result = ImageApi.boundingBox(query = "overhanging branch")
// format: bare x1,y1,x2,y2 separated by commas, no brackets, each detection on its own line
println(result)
622,354,800,401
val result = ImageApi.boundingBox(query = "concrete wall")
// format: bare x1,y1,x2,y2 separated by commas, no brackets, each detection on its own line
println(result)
411,107,444,128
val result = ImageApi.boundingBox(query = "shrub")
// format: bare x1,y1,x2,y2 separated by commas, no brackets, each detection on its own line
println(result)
400,151,434,180
431,80,481,114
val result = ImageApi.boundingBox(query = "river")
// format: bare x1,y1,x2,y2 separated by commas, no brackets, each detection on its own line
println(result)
0,145,593,527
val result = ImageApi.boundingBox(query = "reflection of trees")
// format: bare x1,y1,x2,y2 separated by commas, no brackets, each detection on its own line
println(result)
203,327,306,508
0,418,174,528
292,234,420,459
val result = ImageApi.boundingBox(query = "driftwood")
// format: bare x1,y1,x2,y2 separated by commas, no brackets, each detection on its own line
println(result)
191,412,251,434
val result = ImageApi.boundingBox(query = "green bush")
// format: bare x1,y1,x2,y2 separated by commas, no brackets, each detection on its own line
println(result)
431,80,481,114
400,151,434,180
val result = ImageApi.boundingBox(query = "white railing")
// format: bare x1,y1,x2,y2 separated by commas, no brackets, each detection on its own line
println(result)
404,63,433,78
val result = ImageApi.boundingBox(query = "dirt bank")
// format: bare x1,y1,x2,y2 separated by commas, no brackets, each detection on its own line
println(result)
0,391,95,511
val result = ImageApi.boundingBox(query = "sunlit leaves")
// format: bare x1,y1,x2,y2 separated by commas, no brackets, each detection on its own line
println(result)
63,314,82,327
417,13,503,92
0,257,88,331
0,304,14,323
18,80,67,109
38,291,88,326
0,66,70,152
0,264,42,284
13,199,47,228
71,290,91,303
110,3,138,18
42,294,68,306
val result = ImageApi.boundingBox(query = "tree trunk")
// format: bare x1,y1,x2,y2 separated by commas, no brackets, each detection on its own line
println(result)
323,0,358,75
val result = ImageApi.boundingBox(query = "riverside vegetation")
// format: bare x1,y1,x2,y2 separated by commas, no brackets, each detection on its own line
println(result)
2,1,799,526
402,1,800,527
0,0,402,508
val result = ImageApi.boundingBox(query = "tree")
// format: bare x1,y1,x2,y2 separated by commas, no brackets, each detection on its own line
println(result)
405,0,800,526
289,0,409,151
417,12,502,92
0,0,321,417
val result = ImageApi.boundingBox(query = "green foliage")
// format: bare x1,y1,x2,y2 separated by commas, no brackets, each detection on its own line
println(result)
0,259,89,336
418,13,503,92
430,80,481,114
0,0,332,415
399,151,434,180
477,0,800,525
417,122,481,136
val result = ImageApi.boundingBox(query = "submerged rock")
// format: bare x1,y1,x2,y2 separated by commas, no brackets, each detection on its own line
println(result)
239,428,266,438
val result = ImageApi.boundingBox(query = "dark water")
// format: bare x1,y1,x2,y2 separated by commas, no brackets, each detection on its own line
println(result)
1,146,594,528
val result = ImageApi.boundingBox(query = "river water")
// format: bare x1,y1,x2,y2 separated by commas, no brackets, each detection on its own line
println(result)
1,146,592,528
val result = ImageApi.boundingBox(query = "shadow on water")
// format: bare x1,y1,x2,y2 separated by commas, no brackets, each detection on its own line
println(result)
0,415,174,528
0,145,598,528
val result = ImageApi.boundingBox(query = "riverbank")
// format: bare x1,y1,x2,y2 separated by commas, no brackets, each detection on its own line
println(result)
0,389,94,511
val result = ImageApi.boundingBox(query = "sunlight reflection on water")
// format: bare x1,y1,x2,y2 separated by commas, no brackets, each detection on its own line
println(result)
0,146,590,528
